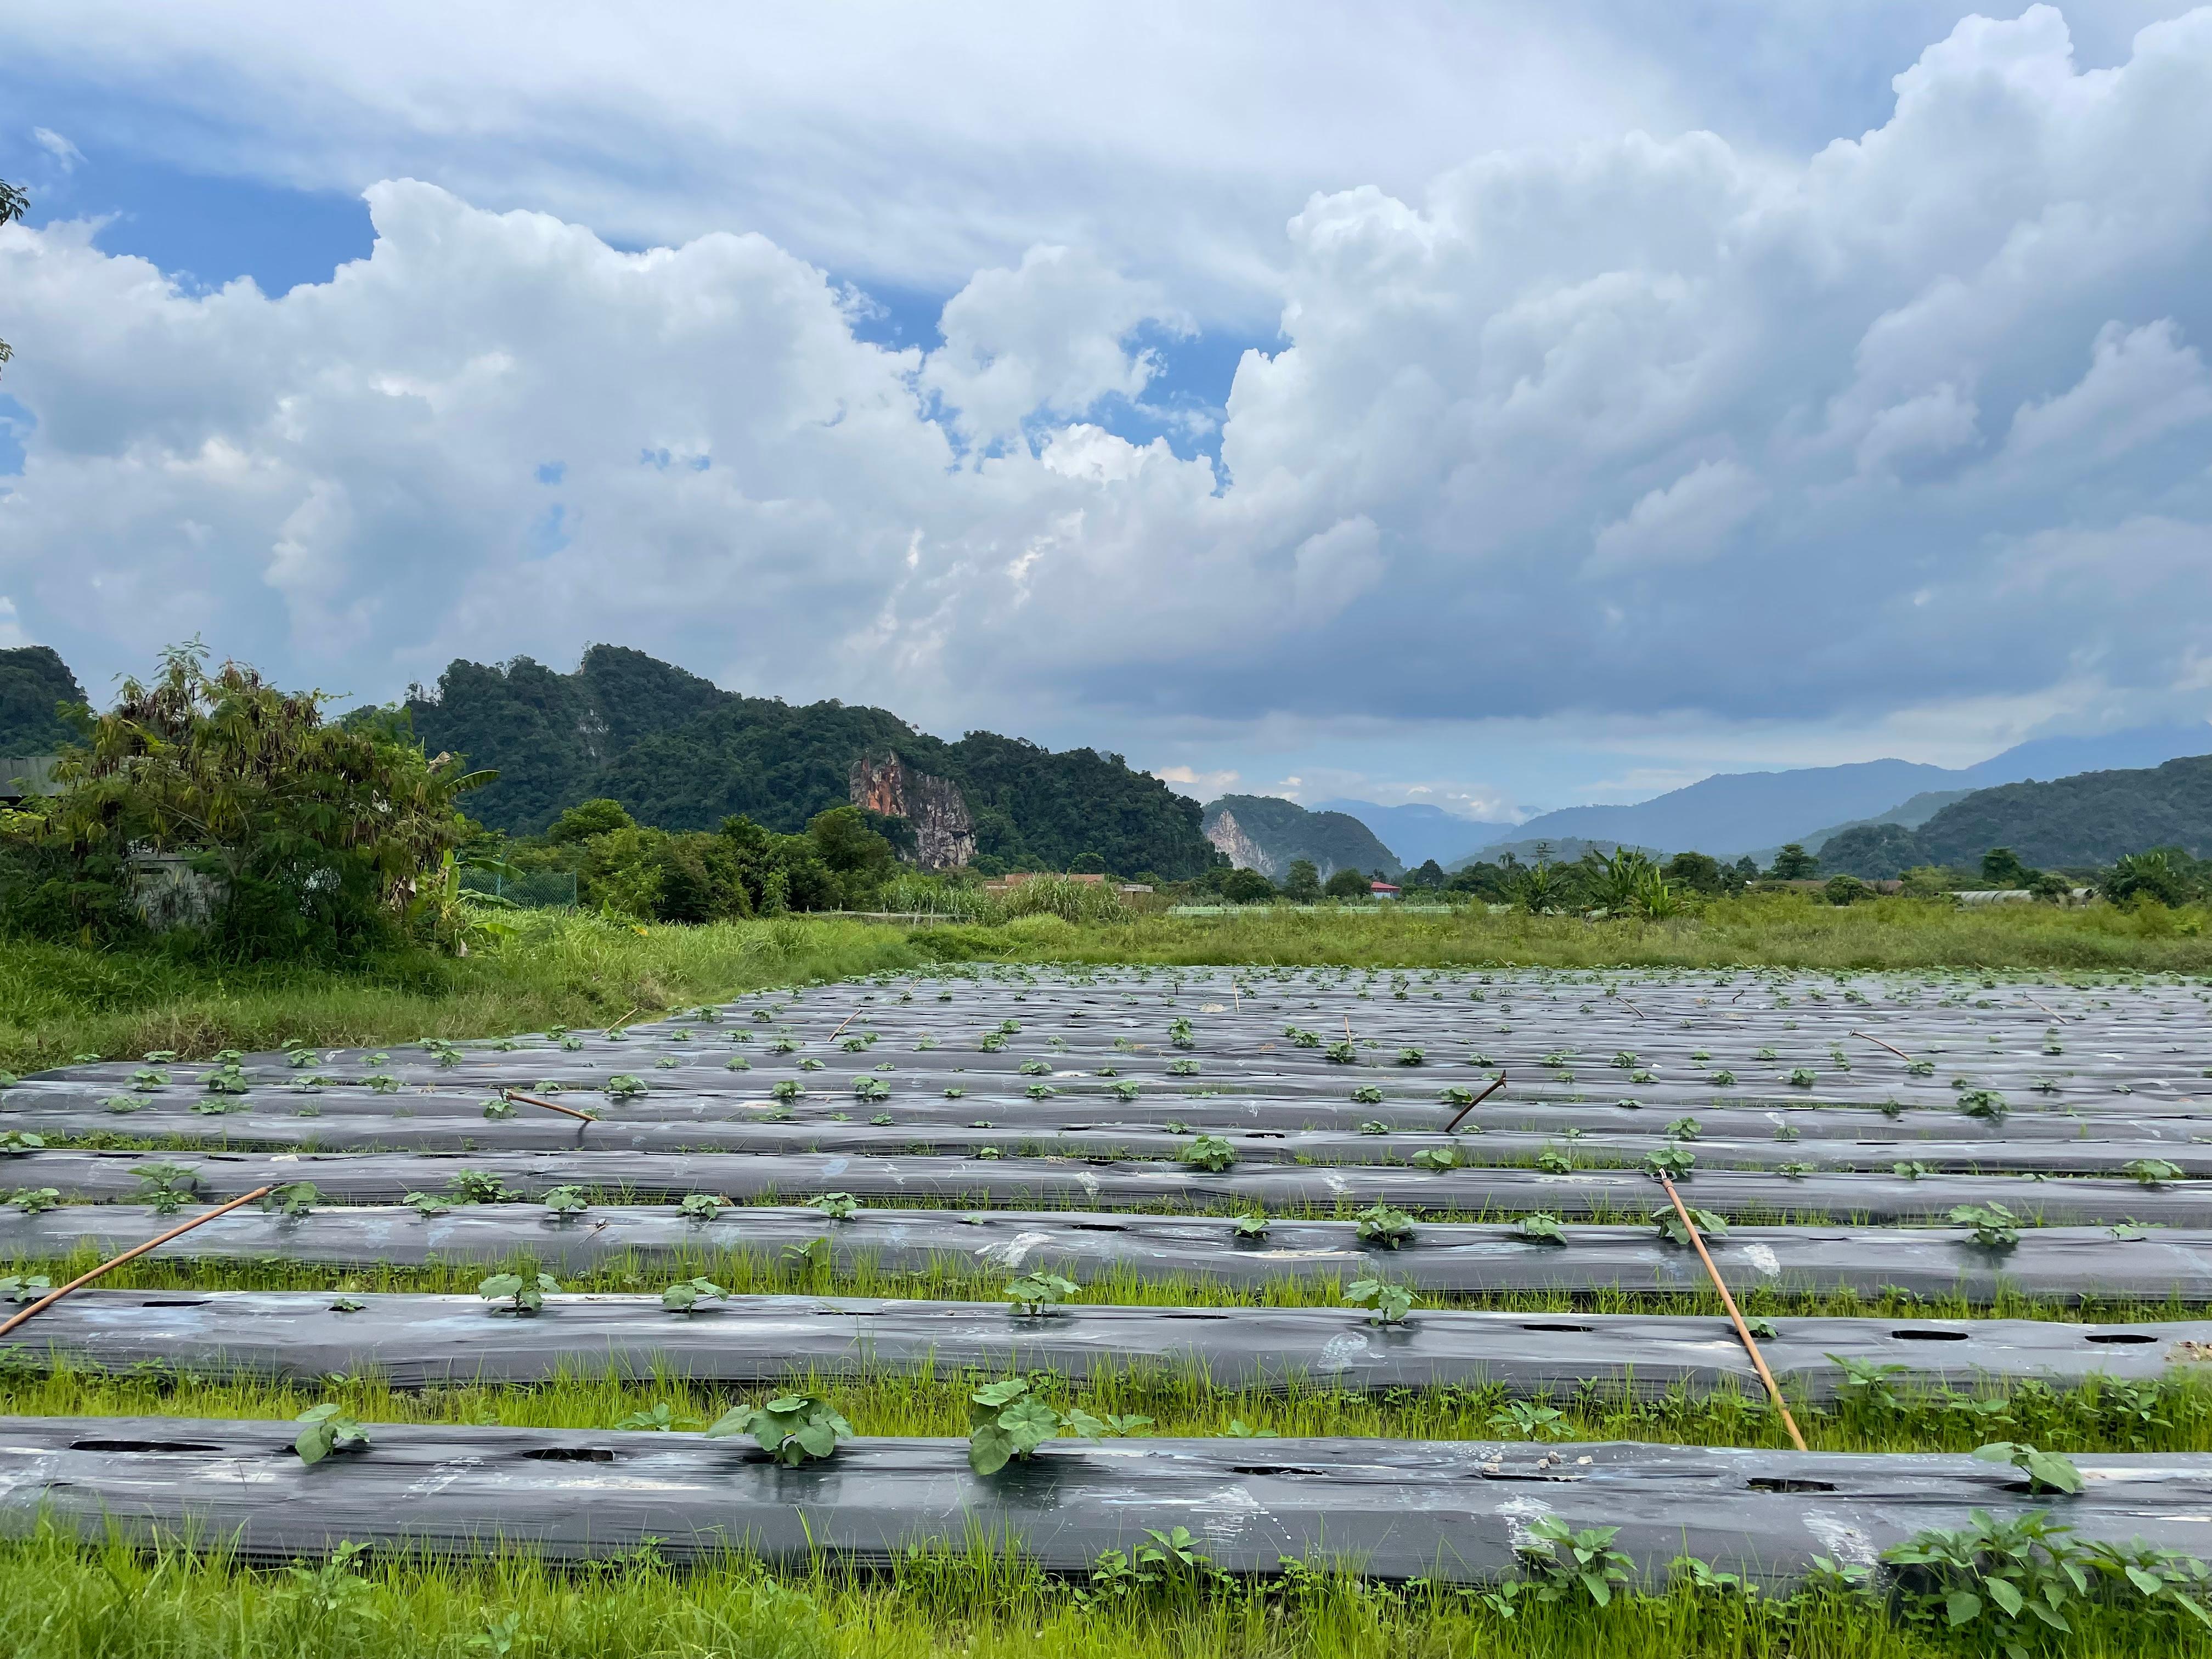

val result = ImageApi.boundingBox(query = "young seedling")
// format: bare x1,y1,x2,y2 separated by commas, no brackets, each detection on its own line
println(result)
1960,1089,2008,1122
1355,1203,1415,1249
1654,1205,1729,1245
482,1097,518,1120
1514,1515,1634,1607
0,1131,46,1155
1003,1271,1080,1316
966,1377,1069,1474
676,1192,730,1221
1894,1160,1932,1181
8,1187,60,1215
1644,1146,1697,1179
1166,1058,1200,1076
1950,1201,2021,1250
293,1403,370,1465
1537,1150,1573,1174
260,1182,320,1220
479,1272,559,1314
402,1192,452,1217
1666,1116,1702,1141
661,1277,727,1314
1180,1135,1237,1173
854,1077,891,1101
708,1392,854,1466
1786,1068,1817,1088
809,1192,859,1221
134,1162,198,1215
0,1274,53,1304
541,1185,589,1220
1345,1277,1414,1324
770,1080,804,1102
604,1075,647,1101
1709,1070,1737,1086
1516,1211,1568,1245
1490,1399,1569,1440
1167,1018,1195,1049
1324,1041,1357,1064
2123,1158,2183,1188
1017,1059,1052,1076
1232,1210,1271,1239
1973,1440,2084,1494
1396,1047,1425,1066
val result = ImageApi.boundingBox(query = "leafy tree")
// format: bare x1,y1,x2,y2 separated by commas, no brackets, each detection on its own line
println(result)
546,798,635,843
1404,858,1446,888
1768,843,1819,880
1218,867,1276,904
1282,859,1321,901
1660,851,1724,894
1067,850,1107,874
2104,848,2197,909
1981,847,2032,888
1731,855,1759,883
1323,867,1370,899
1824,874,1873,905
11,644,491,956
0,178,22,380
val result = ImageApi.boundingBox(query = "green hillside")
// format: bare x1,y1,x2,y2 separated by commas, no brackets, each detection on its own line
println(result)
1200,794,1401,879
405,646,1215,878
0,645,86,754
1915,754,2212,868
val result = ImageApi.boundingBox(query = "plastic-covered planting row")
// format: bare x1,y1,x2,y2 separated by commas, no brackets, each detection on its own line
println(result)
13,1077,2209,1144
8,1289,2205,1398
39,1034,2208,1110
6,1417,2210,1584
16,1148,2207,1227
4,1205,2207,1301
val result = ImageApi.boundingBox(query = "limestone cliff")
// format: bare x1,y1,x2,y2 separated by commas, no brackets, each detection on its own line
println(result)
849,752,978,870
1203,807,1273,876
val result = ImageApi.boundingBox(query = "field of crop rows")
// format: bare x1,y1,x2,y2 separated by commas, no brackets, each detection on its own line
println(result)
5,963,2212,1598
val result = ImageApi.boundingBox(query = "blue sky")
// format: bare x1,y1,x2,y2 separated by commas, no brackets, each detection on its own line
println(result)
3,3,2210,819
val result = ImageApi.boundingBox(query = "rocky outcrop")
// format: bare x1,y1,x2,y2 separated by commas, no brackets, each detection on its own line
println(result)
849,752,978,870
1203,807,1274,877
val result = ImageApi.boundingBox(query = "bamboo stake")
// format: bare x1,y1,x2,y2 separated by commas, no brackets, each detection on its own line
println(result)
1442,1073,1507,1134
827,1009,859,1042
1657,1174,1808,1452
2024,996,2069,1023
0,1185,276,1341
503,1088,598,1122
1850,1029,1916,1063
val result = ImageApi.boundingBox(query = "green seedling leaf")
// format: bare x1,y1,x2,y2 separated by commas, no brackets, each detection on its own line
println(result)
660,1277,727,1313
1345,1276,1414,1324
1180,1134,1236,1173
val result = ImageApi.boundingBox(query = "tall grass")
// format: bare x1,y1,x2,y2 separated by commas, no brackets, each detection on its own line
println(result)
7,896,2208,1075
15,1515,2148,1659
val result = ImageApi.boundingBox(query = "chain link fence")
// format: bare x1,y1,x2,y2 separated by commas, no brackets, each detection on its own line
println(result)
459,869,579,908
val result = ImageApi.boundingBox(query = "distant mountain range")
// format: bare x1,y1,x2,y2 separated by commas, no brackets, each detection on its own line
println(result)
1313,800,1517,867
1215,724,2211,881
0,646,84,754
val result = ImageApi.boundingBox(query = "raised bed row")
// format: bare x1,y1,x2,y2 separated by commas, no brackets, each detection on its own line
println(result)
13,1087,2212,1153
5,1288,2203,1398
4,1204,2205,1301
13,1148,2206,1227
5,1416,2209,1584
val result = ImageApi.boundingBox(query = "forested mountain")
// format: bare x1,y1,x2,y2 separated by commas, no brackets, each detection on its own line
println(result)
1818,756,2212,875
404,646,1216,877
1914,756,2212,868
1201,794,1401,879
0,645,86,753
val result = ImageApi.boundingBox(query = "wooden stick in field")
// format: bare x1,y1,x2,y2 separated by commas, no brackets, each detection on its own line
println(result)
1657,1174,1808,1452
0,1185,277,1340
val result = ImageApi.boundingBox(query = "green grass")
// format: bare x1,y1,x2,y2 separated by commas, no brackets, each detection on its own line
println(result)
4,1346,2206,1457
1,1516,2206,1659
7,895,2209,1076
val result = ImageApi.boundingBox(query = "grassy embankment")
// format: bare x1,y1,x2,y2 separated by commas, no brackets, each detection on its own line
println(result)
5,894,2207,1077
